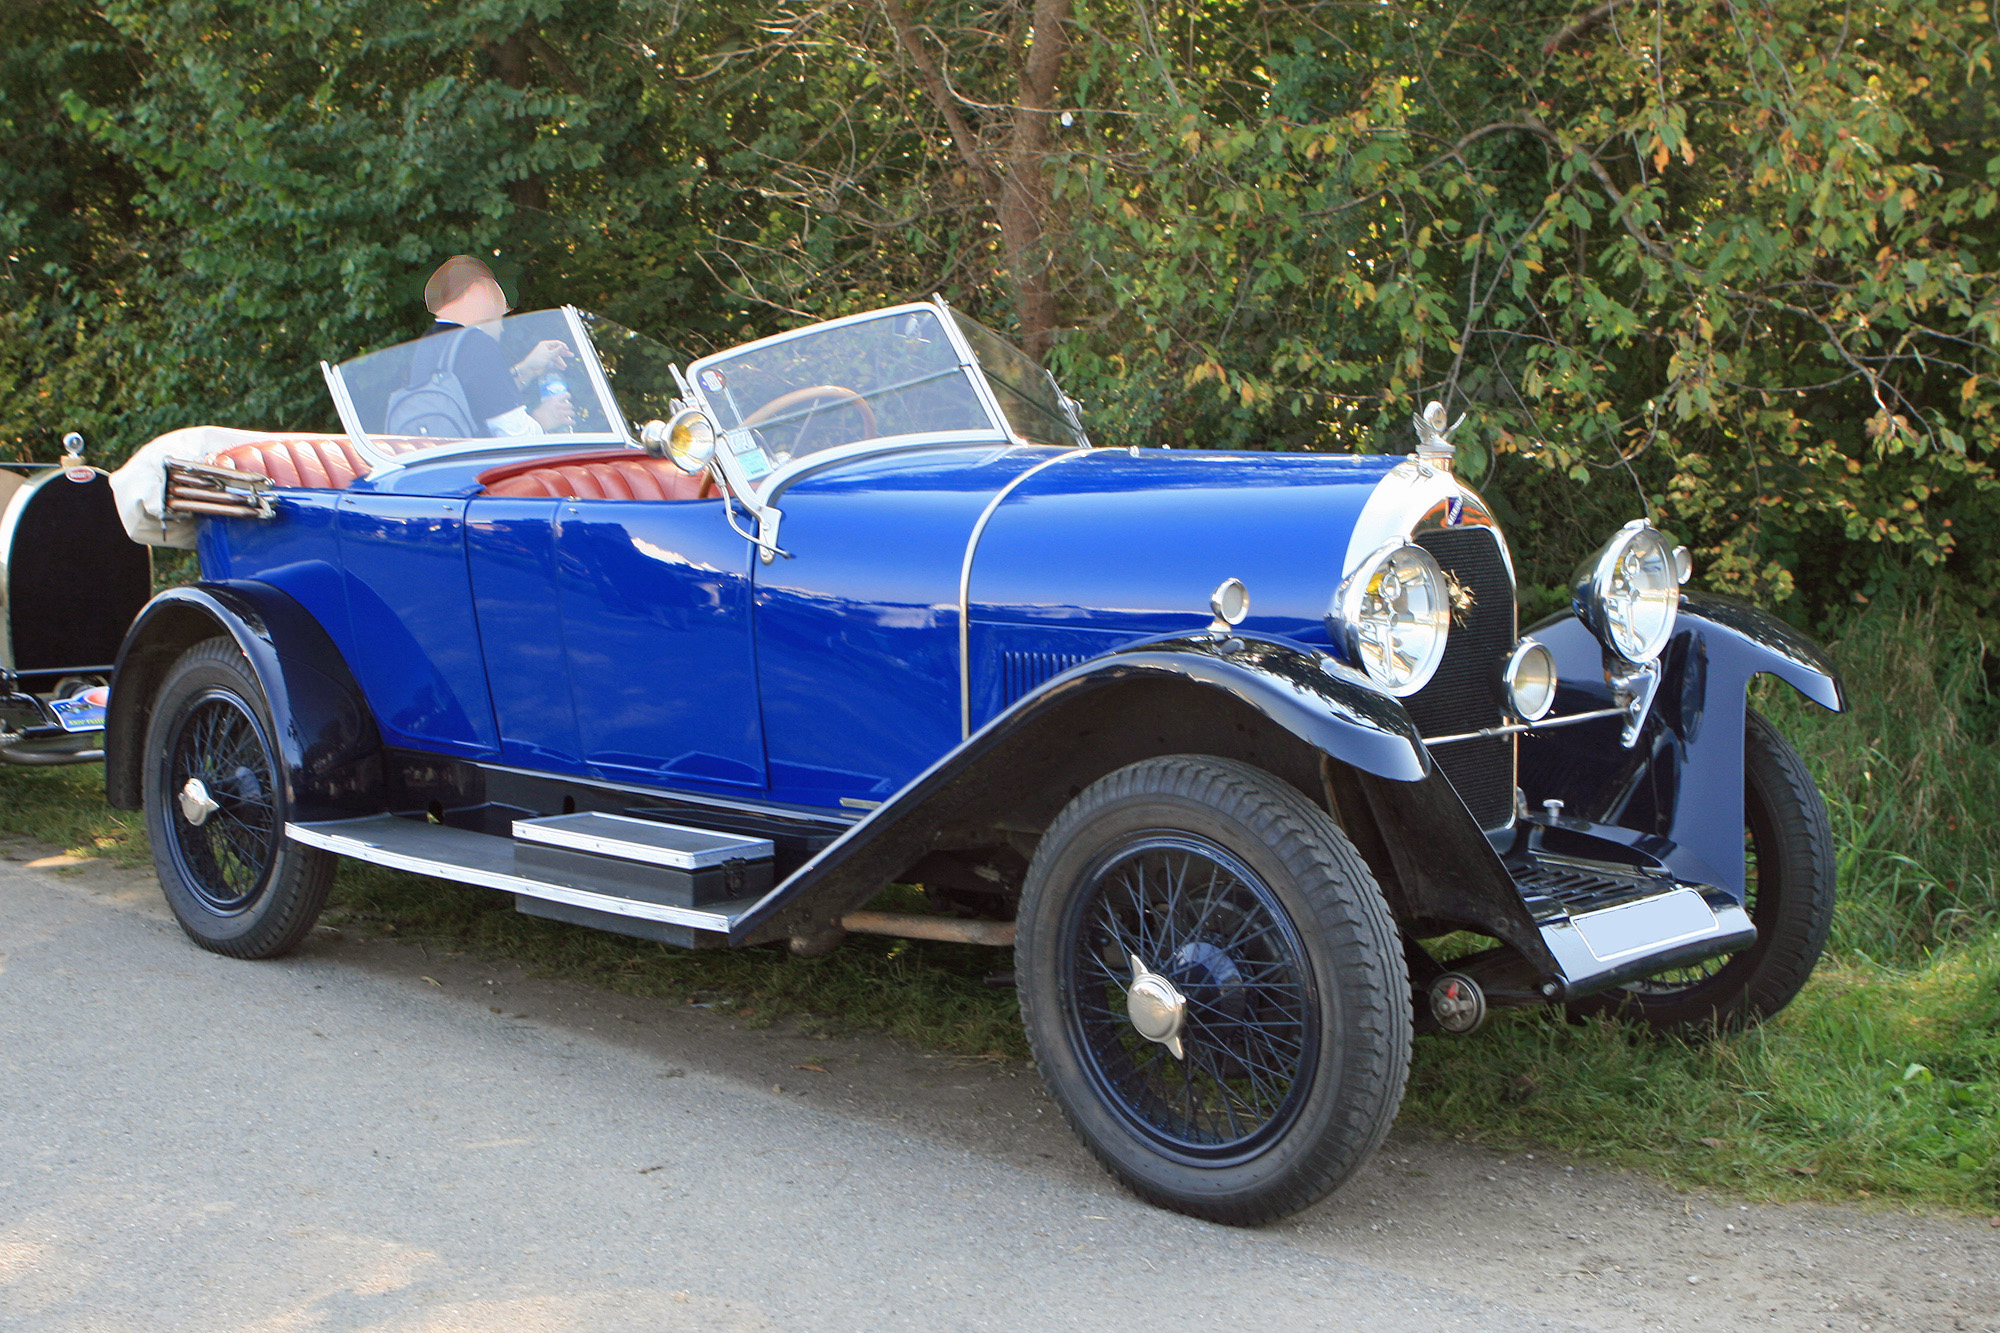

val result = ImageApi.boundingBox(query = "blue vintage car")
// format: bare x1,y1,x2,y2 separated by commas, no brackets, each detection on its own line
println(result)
103,301,1843,1224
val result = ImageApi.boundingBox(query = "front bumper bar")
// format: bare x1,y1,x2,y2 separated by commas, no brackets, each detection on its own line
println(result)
1515,853,1756,1000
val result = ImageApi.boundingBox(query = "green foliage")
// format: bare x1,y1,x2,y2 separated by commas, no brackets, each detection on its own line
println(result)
6,0,1994,619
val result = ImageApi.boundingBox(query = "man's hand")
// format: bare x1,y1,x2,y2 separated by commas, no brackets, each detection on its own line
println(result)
530,392,576,432
514,339,572,383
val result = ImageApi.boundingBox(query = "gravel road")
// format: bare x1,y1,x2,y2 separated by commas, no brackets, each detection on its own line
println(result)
2,845,1995,1332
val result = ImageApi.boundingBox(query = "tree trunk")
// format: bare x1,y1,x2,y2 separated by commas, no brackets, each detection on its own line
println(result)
880,0,1069,361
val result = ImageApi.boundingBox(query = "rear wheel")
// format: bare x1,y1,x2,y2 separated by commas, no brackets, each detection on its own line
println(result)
143,638,334,959
1017,755,1410,1225
1572,708,1835,1032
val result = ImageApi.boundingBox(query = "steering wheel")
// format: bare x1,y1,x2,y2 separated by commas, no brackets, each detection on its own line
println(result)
739,384,879,444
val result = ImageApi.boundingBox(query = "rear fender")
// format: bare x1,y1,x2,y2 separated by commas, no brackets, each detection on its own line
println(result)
1519,592,1844,899
105,583,384,819
734,632,1541,950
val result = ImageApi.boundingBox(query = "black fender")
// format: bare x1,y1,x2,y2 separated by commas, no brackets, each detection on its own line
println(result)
104,582,385,821
1519,591,1844,901
733,630,1469,947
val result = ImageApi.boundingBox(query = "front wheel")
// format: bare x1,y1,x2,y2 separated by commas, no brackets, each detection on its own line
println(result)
1572,707,1836,1033
142,638,335,959
1017,755,1411,1226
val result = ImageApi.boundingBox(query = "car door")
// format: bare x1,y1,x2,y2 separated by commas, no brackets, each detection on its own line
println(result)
552,498,767,792
334,491,500,758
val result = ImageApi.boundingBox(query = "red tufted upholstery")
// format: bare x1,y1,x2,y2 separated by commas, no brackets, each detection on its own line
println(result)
202,434,436,489
205,436,373,489
479,451,714,502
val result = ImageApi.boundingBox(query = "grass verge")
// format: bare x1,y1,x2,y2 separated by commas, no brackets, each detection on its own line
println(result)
3,589,1993,1211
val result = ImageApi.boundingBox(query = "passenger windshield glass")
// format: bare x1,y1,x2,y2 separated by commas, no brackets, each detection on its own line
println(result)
949,311,1085,449
685,309,1000,476
327,309,625,463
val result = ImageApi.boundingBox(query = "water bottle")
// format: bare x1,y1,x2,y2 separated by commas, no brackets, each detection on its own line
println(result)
536,374,573,432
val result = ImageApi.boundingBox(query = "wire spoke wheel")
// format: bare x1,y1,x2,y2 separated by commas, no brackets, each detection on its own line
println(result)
166,692,280,913
1062,834,1317,1161
1019,755,1410,1226
143,638,335,960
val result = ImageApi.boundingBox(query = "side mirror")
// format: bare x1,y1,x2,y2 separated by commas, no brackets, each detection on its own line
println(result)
643,409,718,475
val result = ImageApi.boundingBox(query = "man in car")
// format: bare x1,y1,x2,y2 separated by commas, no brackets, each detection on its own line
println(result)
417,255,575,435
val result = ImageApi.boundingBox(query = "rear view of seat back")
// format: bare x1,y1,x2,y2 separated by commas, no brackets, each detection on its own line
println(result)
480,453,710,502
205,436,373,489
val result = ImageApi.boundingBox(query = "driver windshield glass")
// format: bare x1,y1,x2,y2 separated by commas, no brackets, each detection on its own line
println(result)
689,309,998,469
330,309,622,462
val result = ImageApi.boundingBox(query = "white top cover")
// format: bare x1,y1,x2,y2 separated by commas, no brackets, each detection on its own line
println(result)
108,426,273,550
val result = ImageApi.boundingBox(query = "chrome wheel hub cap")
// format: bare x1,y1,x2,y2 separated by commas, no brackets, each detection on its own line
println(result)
179,777,220,827
1126,953,1188,1060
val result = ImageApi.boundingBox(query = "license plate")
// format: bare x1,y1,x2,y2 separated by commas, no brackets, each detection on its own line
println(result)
50,696,106,733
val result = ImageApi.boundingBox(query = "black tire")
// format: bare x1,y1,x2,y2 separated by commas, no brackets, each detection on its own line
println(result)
1572,708,1835,1033
1017,755,1411,1226
142,638,335,959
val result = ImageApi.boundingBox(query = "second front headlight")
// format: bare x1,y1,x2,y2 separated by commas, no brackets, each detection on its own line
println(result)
1329,540,1451,696
1572,519,1683,663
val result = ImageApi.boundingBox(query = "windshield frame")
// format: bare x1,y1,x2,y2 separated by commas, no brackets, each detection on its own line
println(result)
679,298,1086,501
320,305,637,476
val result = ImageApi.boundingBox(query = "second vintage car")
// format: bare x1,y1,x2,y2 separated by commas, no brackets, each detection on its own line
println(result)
103,301,1843,1224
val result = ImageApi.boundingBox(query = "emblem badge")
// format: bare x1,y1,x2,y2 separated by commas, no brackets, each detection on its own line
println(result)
1445,495,1465,526
64,466,94,484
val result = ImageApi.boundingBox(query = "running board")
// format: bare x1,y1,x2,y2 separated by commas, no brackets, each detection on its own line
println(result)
287,813,767,945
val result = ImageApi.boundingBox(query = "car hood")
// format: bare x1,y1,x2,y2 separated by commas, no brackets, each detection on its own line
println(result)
965,447,1425,647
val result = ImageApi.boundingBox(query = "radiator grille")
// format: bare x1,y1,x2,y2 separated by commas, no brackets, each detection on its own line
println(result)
1001,651,1089,706
1513,858,1670,920
1406,526,1516,829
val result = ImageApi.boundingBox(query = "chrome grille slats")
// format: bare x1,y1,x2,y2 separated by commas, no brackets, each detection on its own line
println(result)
1407,526,1516,829
1513,857,1676,921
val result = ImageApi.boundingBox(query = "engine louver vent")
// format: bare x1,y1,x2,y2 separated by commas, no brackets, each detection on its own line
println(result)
1001,651,1089,706
1406,526,1516,829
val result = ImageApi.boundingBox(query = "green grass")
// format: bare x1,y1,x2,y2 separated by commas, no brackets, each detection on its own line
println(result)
5,587,1993,1210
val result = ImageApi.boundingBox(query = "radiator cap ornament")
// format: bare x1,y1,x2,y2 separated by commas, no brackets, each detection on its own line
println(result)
1412,400,1465,471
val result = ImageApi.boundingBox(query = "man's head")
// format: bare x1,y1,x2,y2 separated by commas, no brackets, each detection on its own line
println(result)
425,256,510,327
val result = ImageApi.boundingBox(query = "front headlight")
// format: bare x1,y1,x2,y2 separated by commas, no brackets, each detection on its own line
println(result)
1572,519,1682,663
1329,540,1451,696
641,408,718,474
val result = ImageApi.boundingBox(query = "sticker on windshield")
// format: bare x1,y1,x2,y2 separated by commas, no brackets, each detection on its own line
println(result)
699,369,726,393
725,429,772,480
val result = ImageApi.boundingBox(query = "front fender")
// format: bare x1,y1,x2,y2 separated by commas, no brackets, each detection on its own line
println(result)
731,631,1431,945
105,582,385,820
1520,592,1844,899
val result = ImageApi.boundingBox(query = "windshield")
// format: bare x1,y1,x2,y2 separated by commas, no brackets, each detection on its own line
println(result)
325,309,626,464
683,308,1006,479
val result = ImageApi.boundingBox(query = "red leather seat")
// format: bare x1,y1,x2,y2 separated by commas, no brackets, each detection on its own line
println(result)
204,436,373,489
479,451,714,502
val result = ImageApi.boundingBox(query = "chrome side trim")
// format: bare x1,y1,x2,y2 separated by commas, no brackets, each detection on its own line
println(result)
466,759,861,827
285,817,736,932
957,447,1092,738
1421,705,1626,746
